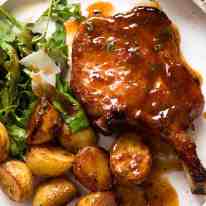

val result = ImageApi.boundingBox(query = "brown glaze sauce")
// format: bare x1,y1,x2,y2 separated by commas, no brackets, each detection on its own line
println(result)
149,138,182,171
87,1,114,17
143,139,181,206
64,19,80,34
144,173,179,206
189,67,203,85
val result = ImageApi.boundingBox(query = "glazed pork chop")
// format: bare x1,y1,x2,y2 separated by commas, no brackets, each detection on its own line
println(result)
71,7,206,193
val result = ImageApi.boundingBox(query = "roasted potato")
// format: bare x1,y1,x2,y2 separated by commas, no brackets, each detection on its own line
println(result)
33,178,77,206
27,98,62,145
76,192,117,206
110,133,152,185
0,122,10,163
26,146,74,177
59,125,97,153
115,185,147,206
73,146,112,191
0,160,33,202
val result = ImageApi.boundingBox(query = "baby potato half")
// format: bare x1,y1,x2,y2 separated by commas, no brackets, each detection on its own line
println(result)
27,98,62,145
33,178,77,206
59,125,97,153
0,160,33,202
73,146,112,191
26,146,74,177
0,122,10,163
110,133,152,185
76,192,117,206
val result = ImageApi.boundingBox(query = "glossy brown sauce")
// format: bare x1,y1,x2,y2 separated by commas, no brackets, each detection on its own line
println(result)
144,173,179,206
64,19,80,34
190,68,203,85
142,139,181,206
87,2,114,17
149,138,182,171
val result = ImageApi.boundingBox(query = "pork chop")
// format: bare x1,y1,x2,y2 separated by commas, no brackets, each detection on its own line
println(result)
71,7,206,194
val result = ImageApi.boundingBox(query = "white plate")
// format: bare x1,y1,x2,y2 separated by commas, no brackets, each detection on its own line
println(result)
0,0,206,205
193,0,206,13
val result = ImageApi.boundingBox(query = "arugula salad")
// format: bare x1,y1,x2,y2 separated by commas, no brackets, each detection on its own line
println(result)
0,0,88,158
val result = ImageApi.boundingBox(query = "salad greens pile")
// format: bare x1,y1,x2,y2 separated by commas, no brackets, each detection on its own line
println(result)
0,0,88,158
33,0,84,70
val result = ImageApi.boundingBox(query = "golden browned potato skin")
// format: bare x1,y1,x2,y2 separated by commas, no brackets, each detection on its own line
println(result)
26,146,74,177
59,125,97,153
0,160,33,202
110,133,151,185
115,185,147,206
76,192,117,206
73,146,112,191
0,122,10,163
27,98,62,145
33,178,77,206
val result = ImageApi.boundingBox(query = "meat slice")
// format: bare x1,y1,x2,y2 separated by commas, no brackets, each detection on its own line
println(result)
71,7,206,194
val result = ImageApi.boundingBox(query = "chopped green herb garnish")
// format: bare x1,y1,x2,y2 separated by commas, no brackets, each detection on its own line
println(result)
106,39,116,52
153,43,163,52
153,26,173,53
150,63,162,72
159,27,173,43
85,21,94,32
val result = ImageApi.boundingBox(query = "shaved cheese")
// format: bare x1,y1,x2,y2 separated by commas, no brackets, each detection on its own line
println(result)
32,17,56,39
20,50,60,96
